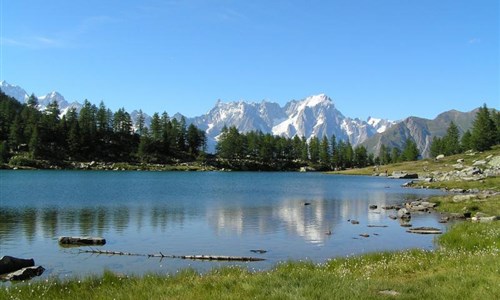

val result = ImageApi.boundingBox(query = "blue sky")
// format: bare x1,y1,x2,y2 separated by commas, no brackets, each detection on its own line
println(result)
1,0,498,120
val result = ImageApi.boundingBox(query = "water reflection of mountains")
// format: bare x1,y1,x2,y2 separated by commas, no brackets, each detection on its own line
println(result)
0,191,411,245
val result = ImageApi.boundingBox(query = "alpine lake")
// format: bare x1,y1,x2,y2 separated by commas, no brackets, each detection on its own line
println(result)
0,170,447,282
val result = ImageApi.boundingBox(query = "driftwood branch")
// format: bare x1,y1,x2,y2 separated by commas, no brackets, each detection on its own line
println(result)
78,249,265,261
78,249,145,256
148,253,265,262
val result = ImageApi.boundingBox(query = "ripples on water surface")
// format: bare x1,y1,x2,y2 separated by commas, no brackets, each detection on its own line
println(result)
0,170,447,280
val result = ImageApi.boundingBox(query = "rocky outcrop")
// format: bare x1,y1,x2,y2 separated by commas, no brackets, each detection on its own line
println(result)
426,155,500,183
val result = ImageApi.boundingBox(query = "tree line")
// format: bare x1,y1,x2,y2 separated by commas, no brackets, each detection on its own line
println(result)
215,125,420,171
430,104,500,157
0,91,206,166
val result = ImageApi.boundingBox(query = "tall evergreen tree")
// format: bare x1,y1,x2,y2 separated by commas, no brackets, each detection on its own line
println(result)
354,145,368,167
401,139,419,161
460,130,472,151
471,104,496,151
308,136,320,163
443,122,461,155
27,94,38,108
430,137,444,158
319,136,331,167
391,147,401,163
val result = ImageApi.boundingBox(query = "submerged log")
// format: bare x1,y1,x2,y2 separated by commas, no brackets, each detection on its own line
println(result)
0,256,35,275
148,253,265,262
79,249,265,262
406,227,443,234
59,236,106,246
78,249,144,256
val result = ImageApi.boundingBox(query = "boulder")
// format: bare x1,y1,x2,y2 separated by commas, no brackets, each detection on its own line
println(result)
461,167,482,176
436,154,445,160
457,158,465,163
369,205,378,210
0,266,45,281
452,194,477,202
487,156,500,168
0,256,34,275
420,201,437,208
473,160,487,166
391,172,418,179
471,216,499,223
397,208,411,219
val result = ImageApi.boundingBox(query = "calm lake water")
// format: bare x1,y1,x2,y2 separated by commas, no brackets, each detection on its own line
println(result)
0,170,447,281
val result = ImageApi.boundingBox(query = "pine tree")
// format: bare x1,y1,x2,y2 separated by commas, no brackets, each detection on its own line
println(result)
308,136,320,163
460,130,472,151
494,111,500,144
401,139,419,161
471,104,496,151
96,101,111,133
0,141,8,163
430,137,444,158
150,113,162,142
391,147,401,163
136,109,146,136
29,126,40,158
354,146,368,167
443,122,460,155
27,93,38,108
300,137,309,162
319,136,330,167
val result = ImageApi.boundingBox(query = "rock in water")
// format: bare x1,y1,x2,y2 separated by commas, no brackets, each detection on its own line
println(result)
0,256,34,275
1,266,45,281
397,208,411,219
58,236,106,246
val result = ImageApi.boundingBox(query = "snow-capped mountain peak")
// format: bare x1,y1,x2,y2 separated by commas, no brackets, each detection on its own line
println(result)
0,80,29,103
302,93,332,108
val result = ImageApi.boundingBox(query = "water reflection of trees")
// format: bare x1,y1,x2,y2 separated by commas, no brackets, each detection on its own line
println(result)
207,192,398,244
0,205,186,245
0,191,405,246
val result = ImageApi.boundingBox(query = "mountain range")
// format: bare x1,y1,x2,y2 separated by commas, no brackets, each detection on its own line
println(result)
0,80,479,157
